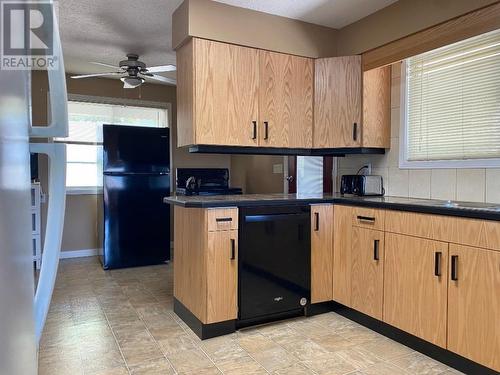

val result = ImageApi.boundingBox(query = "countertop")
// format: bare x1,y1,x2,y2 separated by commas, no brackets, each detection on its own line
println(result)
163,193,500,221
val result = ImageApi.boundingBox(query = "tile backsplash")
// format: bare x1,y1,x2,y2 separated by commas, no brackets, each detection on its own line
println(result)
336,63,500,204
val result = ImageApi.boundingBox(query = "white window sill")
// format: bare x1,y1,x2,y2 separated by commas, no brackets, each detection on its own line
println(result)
66,187,103,195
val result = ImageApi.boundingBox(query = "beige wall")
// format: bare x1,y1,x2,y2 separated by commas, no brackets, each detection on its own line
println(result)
337,0,499,55
173,0,338,57
230,155,285,194
337,63,500,204
32,72,230,252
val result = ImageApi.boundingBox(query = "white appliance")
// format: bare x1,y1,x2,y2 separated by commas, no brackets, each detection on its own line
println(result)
296,156,323,196
0,1,68,373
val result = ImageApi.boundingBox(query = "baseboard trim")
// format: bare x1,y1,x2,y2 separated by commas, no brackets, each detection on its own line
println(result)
331,302,497,375
59,248,100,259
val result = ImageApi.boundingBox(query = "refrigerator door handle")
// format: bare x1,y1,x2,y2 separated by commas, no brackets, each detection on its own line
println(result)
29,1,68,138
30,143,67,343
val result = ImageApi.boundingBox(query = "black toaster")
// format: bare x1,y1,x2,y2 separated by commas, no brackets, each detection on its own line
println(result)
340,175,384,196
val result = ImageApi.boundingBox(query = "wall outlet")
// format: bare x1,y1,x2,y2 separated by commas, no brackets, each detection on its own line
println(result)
273,163,283,174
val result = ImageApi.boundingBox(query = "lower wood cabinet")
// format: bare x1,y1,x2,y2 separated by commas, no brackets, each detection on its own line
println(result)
206,230,238,323
384,233,449,348
333,205,353,306
351,227,384,320
447,244,500,372
310,204,333,303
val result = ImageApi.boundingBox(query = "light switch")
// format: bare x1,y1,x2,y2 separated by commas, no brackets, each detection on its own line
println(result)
273,164,283,174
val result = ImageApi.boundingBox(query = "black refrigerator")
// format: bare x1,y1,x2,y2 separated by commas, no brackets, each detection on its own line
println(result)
102,125,171,269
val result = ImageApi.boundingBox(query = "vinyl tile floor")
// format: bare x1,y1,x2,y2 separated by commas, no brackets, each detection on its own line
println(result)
39,257,463,375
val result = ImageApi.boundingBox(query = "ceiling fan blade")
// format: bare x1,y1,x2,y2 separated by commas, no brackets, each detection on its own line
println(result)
71,72,122,79
141,73,176,85
123,81,136,89
145,65,176,73
90,61,121,69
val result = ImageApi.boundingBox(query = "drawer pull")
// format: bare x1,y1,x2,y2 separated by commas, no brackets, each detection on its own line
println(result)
434,252,442,277
264,121,269,140
216,217,232,222
373,239,380,261
353,123,358,141
314,212,319,231
451,255,459,281
357,215,375,223
230,239,236,260
252,121,257,140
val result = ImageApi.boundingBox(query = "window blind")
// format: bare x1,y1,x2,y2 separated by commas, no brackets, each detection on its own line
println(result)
55,101,167,144
406,28,500,161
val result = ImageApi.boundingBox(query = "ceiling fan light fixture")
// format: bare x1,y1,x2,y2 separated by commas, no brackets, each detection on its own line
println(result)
120,76,144,88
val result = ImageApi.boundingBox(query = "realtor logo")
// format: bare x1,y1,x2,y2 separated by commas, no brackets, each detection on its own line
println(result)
1,0,58,69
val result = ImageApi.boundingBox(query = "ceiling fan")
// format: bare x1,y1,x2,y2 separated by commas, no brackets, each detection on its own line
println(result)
71,54,176,88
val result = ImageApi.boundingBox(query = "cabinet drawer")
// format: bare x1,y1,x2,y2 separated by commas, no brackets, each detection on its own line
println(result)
207,208,238,231
352,207,384,231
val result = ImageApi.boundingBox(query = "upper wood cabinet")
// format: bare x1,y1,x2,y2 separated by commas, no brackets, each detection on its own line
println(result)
447,244,500,372
310,204,333,303
259,50,313,148
314,56,362,148
176,38,313,149
314,58,391,149
384,233,449,348
177,38,259,147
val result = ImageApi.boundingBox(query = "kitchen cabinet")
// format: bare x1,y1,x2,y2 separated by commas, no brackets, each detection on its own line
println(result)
206,229,238,323
173,206,239,326
314,56,362,148
310,204,334,303
177,38,259,147
314,59,391,149
351,226,384,319
333,205,353,306
176,38,313,149
447,244,500,372
384,233,449,348
259,50,313,148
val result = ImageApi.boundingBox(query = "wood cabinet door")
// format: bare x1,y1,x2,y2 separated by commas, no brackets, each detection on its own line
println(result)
351,227,384,319
259,51,313,148
362,66,391,148
194,38,259,146
314,56,362,148
311,204,334,303
384,233,449,348
206,229,238,323
448,244,500,372
333,205,353,306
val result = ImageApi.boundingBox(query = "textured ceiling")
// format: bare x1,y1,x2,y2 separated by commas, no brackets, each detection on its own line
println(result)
59,0,397,84
213,0,398,28
59,0,183,82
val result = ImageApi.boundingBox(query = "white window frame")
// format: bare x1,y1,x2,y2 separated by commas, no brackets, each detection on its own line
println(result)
399,60,500,169
56,95,171,195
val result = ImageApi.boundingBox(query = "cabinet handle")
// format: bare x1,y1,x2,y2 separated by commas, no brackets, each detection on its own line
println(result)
451,255,458,281
216,217,232,222
373,239,380,261
230,239,236,260
252,121,257,140
434,252,442,277
357,215,375,223
353,123,358,141
264,121,269,140
314,212,319,231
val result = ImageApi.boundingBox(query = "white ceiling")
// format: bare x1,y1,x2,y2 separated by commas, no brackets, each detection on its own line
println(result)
60,0,397,83
213,0,398,29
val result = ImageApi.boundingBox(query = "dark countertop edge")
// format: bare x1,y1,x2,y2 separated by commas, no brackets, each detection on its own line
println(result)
164,197,500,221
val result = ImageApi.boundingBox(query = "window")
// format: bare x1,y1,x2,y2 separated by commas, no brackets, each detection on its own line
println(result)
401,28,500,168
55,100,167,193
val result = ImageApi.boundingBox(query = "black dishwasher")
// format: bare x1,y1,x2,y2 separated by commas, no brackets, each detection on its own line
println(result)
238,205,311,327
